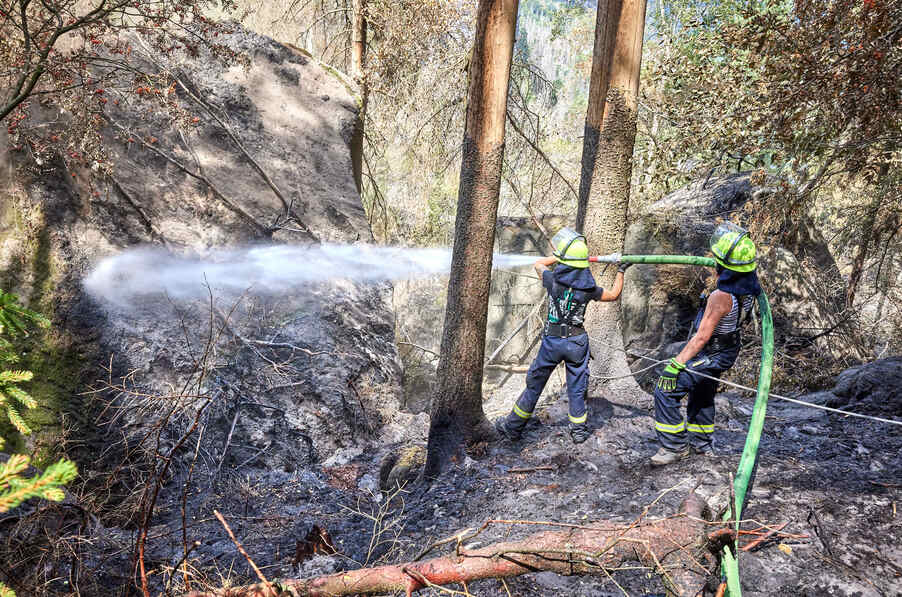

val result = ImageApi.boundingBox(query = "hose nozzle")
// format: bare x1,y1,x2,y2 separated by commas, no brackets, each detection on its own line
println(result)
588,252,621,263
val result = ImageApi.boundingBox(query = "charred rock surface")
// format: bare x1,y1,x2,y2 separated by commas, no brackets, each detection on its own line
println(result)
0,25,426,596
118,377,902,597
621,173,850,389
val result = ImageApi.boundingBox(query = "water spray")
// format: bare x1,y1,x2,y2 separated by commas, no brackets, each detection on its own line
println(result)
84,243,538,306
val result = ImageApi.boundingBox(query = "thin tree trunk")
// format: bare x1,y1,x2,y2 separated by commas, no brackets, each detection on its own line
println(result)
576,0,648,403
846,195,883,307
187,493,725,597
349,0,368,194
422,0,520,479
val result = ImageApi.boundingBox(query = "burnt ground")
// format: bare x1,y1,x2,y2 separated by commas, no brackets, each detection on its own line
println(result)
104,386,902,597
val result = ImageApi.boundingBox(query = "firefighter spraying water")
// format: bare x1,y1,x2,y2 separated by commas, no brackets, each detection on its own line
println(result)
494,227,631,444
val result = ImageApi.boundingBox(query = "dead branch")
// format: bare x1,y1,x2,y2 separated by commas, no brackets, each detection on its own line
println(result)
107,118,270,237
109,175,171,247
505,111,579,203
484,363,530,373
186,492,724,597
484,301,543,366
213,510,272,588
740,522,787,552
506,466,554,474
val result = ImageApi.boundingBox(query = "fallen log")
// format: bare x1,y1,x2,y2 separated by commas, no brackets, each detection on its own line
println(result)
187,492,729,597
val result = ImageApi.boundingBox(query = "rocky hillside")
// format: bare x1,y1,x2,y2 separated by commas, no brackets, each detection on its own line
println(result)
0,25,425,595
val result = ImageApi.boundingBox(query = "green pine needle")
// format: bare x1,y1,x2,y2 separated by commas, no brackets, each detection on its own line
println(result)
4,385,37,409
0,370,34,384
0,454,30,489
0,456,77,513
5,404,31,435
0,292,75,597
0,291,48,445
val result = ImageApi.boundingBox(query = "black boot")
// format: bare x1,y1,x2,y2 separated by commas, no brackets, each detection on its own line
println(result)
494,417,523,442
569,424,591,444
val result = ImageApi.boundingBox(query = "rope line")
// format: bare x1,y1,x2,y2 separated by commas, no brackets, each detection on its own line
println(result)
589,360,660,380
612,349,902,427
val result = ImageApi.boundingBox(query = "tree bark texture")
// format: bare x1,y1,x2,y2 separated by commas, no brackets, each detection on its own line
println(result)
349,0,368,194
186,493,723,597
576,0,648,400
422,0,520,479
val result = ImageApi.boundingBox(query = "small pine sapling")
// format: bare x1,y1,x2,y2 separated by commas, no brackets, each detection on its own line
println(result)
0,291,50,448
0,291,75,597
0,453,77,512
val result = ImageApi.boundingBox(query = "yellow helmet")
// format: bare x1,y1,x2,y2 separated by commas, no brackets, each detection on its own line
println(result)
710,222,757,272
552,227,589,269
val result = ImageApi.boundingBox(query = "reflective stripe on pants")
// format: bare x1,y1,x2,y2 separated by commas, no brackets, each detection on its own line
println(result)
653,347,738,451
505,333,590,430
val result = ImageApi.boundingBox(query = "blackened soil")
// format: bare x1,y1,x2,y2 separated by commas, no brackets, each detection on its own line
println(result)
134,390,901,596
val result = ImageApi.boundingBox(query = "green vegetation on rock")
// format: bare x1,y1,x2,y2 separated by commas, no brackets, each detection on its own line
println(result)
0,202,86,466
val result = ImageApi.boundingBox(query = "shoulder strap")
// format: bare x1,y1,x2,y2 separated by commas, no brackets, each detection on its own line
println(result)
550,281,584,326
734,294,754,328
549,281,566,323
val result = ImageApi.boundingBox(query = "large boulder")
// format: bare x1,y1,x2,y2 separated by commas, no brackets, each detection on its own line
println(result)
621,173,849,372
393,215,568,413
0,25,423,472
622,174,764,354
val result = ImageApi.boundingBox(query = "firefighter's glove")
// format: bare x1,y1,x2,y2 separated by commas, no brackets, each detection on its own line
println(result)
617,261,633,273
656,358,685,392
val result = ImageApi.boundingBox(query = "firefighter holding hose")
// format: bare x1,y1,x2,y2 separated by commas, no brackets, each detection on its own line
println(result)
650,222,762,466
495,227,629,444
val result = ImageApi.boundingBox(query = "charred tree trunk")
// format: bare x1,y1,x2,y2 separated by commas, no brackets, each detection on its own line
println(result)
187,493,727,597
349,0,368,194
422,0,520,479
576,0,648,402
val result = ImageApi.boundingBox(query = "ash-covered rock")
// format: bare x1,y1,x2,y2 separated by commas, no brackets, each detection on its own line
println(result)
825,356,902,416
621,173,848,363
0,23,428,596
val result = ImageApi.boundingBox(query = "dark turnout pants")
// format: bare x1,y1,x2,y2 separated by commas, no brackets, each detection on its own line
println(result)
503,333,590,430
653,345,740,451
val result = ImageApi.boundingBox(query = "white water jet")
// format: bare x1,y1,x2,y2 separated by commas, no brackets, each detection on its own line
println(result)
84,244,537,306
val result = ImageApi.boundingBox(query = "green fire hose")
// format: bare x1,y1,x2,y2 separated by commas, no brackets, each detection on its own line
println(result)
590,253,775,597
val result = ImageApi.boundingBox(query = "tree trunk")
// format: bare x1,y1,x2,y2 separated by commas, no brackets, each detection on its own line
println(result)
186,493,726,597
422,0,520,479
349,0,368,195
576,0,648,402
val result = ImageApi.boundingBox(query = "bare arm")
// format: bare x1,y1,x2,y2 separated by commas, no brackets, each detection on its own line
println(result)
674,291,732,364
533,255,558,276
599,271,625,301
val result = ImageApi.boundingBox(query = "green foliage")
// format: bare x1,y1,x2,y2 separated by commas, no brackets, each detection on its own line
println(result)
0,294,76,597
636,0,900,207
0,291,49,448
0,453,77,597
0,453,76,513
0,291,51,337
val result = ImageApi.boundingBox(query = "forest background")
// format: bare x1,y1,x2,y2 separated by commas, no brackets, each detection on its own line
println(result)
0,0,900,593
3,0,900,358
242,0,901,357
